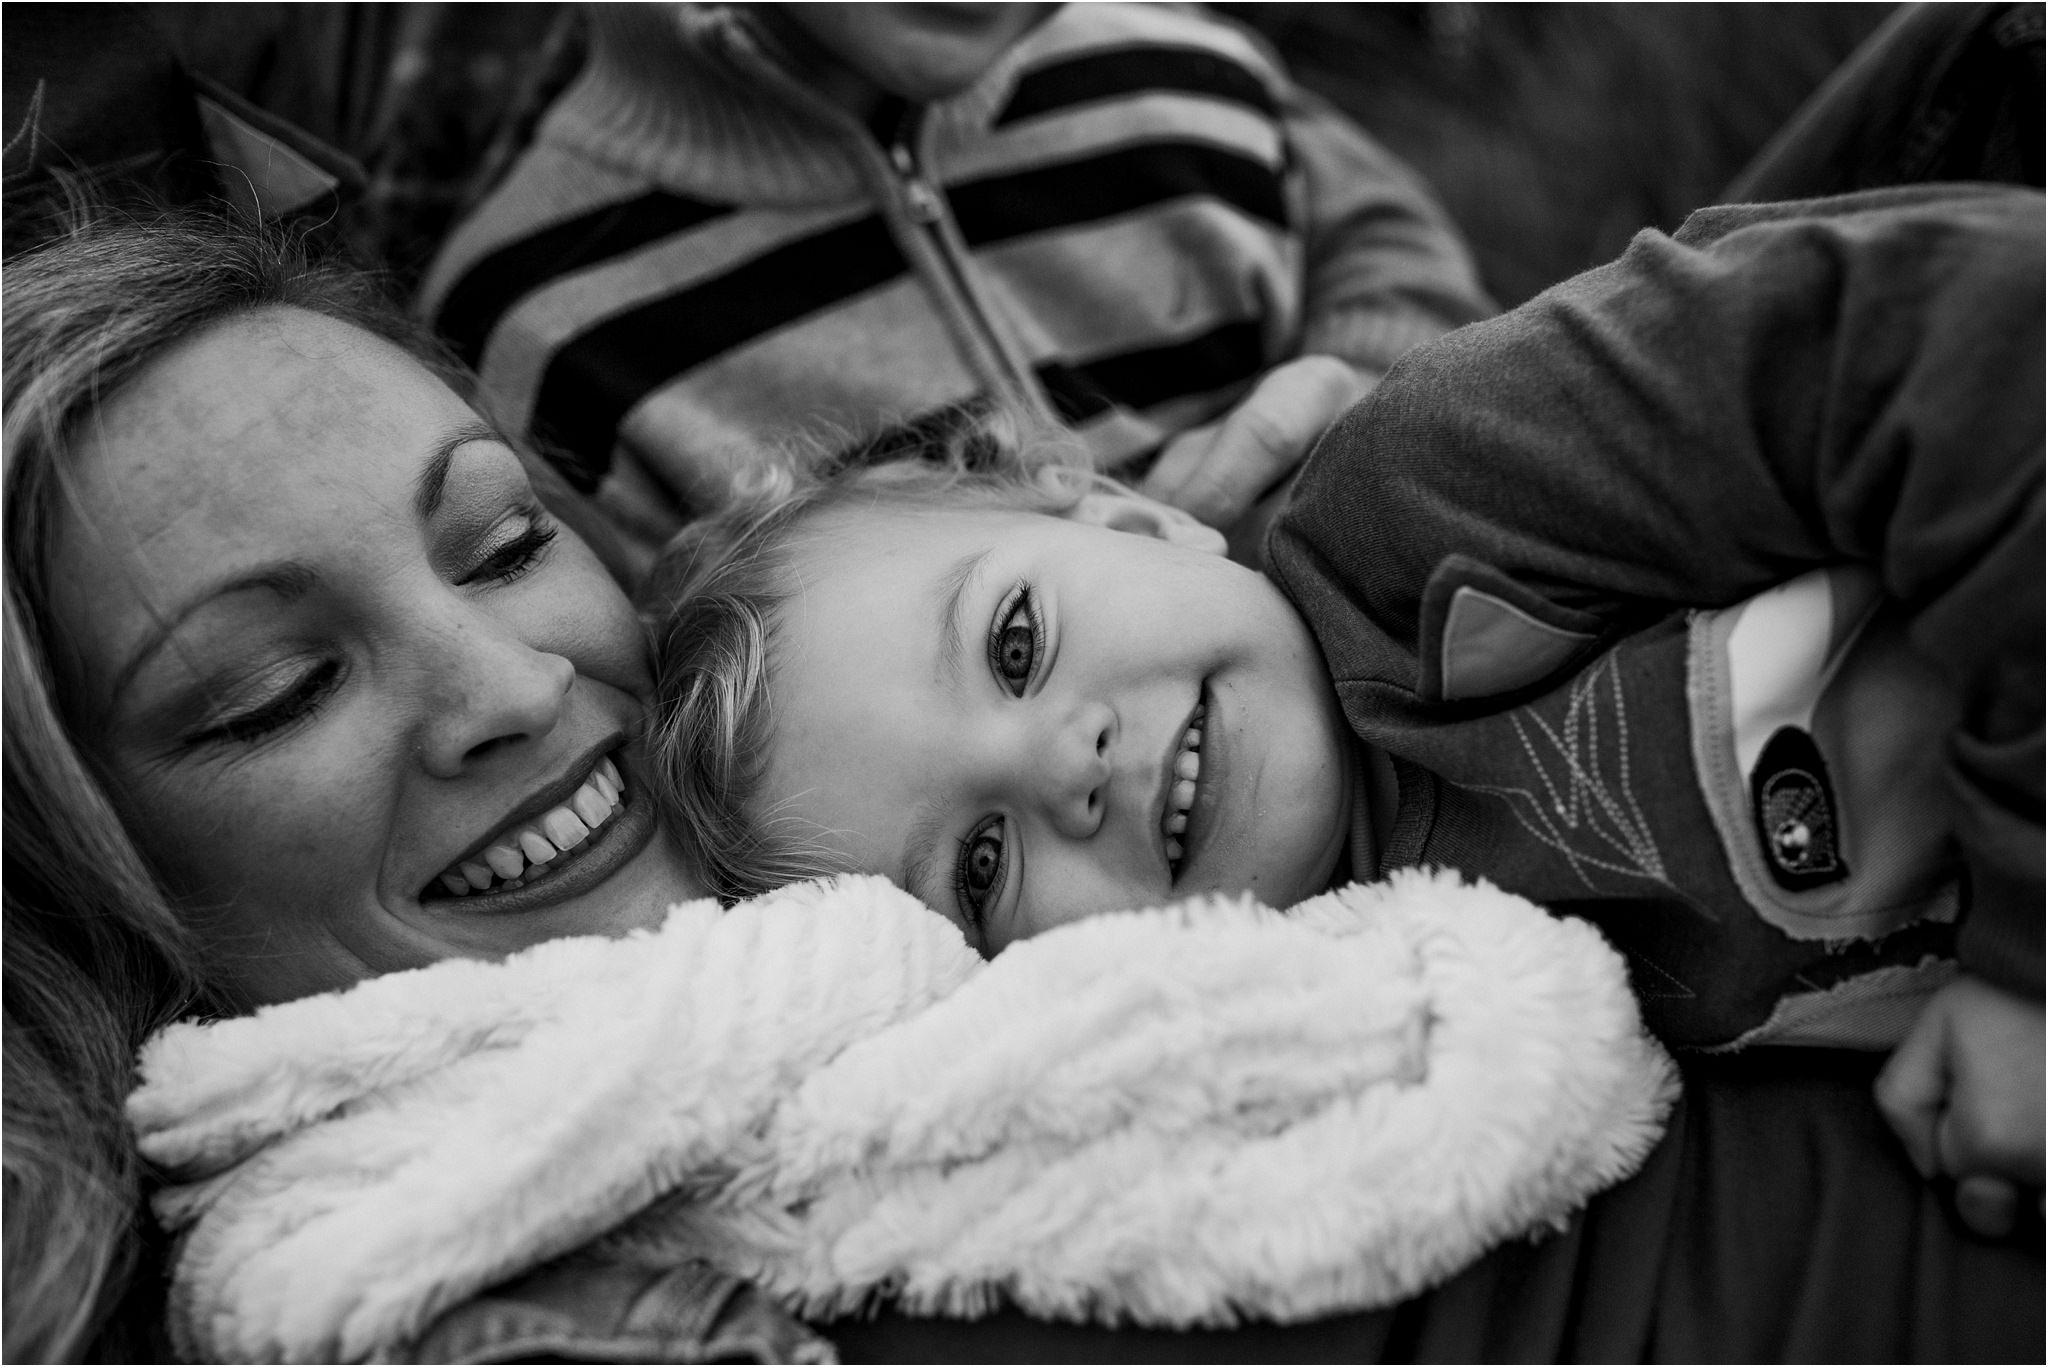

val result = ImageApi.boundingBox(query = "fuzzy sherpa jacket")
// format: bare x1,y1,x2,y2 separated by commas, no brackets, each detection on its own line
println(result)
130,869,1675,1364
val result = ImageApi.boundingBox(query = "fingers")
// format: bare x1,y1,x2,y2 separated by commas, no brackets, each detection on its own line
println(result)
1137,422,1220,506
1140,403,1293,529
1137,357,1370,529
1953,1173,2022,1239
1878,976,2047,1240
1875,997,1951,1179
1932,978,2047,1184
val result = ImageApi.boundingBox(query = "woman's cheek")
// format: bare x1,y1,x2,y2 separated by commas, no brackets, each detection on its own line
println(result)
528,560,652,697
122,720,399,918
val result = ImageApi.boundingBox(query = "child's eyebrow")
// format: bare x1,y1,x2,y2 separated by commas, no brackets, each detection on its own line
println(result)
934,547,994,682
897,794,953,916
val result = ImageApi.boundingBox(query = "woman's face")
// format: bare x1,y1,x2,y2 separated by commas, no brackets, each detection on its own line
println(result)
48,307,698,1004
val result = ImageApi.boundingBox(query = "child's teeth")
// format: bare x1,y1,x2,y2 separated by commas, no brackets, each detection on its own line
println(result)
591,770,619,806
483,844,526,880
597,756,624,794
1166,837,1184,862
1175,748,1200,780
1172,778,1196,808
440,873,472,896
541,807,590,851
460,860,495,888
518,831,558,865
1184,727,1202,750
1166,811,1187,834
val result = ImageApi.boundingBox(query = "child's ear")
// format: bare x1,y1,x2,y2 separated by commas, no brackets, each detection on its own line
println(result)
1063,486,1228,556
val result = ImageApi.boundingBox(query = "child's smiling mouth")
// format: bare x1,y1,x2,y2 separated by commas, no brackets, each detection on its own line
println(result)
1161,693,1211,883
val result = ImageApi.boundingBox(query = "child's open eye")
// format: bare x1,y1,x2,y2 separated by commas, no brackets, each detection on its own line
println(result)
988,583,1042,697
954,815,1009,934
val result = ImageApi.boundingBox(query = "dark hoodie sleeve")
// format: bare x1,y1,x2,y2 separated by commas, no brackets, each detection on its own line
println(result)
1268,184,2044,996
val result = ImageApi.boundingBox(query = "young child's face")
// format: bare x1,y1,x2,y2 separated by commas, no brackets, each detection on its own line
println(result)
777,3,1058,108
757,503,1355,952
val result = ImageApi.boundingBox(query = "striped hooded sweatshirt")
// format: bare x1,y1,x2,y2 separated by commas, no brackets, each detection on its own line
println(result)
418,2,1494,556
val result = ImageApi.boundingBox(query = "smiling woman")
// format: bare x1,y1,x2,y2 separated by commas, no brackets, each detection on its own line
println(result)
2,211,699,1359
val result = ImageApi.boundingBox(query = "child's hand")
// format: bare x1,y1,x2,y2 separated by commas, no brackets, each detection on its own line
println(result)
1139,355,1373,536
1875,974,2044,1238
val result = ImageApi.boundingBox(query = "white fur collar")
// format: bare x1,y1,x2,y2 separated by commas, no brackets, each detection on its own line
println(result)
130,869,1675,1362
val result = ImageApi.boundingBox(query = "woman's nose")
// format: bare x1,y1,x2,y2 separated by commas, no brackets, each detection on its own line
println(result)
1021,700,1115,839
413,596,576,777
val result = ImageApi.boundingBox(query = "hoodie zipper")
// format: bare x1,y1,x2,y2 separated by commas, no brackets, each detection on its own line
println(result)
880,108,1051,420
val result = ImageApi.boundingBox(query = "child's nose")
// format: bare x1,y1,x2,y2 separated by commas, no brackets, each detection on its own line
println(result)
1022,700,1114,839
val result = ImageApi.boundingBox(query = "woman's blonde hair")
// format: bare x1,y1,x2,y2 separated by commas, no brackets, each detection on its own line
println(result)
640,408,1096,904
0,207,595,1362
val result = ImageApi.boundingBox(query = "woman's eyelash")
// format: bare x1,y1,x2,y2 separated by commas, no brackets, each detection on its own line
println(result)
987,581,1044,697
196,659,343,746
459,507,559,587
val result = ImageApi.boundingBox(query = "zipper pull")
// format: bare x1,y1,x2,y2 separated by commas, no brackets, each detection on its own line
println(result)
903,176,944,225
890,142,944,225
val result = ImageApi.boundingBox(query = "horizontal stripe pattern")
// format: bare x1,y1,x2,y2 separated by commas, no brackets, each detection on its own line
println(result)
435,191,732,369
417,2,1454,530
994,44,1280,128
522,142,1286,479
1034,317,1268,428
948,140,1286,242
531,215,910,483
1066,318,1268,413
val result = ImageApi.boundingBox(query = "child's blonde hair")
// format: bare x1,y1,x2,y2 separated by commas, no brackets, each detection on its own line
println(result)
641,407,1101,902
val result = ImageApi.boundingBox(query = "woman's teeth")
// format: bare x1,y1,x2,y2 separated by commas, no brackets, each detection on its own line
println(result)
1164,705,1205,871
434,757,626,897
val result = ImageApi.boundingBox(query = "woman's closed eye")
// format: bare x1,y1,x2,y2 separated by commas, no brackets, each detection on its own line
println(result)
186,503,558,748
456,503,559,588
953,813,1009,939
988,581,1043,696
192,657,344,746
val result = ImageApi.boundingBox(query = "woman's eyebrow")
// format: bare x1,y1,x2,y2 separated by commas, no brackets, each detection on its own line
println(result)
412,419,508,521
108,563,319,710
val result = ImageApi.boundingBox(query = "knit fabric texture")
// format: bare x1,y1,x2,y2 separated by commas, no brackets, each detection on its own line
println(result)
417,3,1493,551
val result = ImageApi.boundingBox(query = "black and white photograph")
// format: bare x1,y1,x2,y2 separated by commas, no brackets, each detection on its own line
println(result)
4,3,2041,1362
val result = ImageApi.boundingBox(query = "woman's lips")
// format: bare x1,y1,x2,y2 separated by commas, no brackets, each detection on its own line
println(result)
433,755,627,896
420,750,657,912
